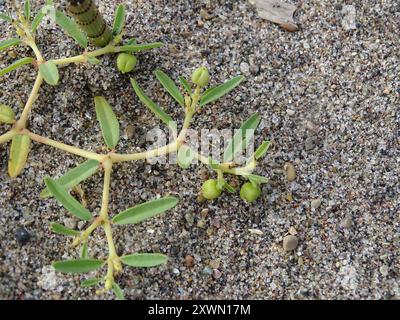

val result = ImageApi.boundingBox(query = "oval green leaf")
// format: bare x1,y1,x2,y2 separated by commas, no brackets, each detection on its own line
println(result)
254,141,271,160
0,38,22,51
154,69,184,107
177,145,194,169
81,278,102,288
0,104,15,124
0,57,34,77
112,283,125,300
39,61,59,85
53,259,104,274
8,134,31,178
200,75,245,107
44,177,92,221
94,96,120,149
112,4,126,36
50,222,79,236
120,253,168,268
130,78,176,131
223,113,261,163
40,159,100,198
118,42,163,52
54,10,88,48
112,196,178,225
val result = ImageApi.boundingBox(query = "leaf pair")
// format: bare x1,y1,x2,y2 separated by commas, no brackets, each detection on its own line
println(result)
53,254,168,274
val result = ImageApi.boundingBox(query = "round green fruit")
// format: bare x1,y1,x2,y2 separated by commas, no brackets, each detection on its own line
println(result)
117,53,137,74
202,179,222,200
191,66,210,88
240,182,261,203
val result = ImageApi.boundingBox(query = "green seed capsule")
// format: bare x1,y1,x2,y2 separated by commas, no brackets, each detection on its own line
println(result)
202,179,222,200
240,182,261,203
191,66,210,88
117,53,137,74
0,104,15,124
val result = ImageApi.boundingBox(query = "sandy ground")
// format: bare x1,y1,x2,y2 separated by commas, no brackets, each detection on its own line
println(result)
0,0,399,300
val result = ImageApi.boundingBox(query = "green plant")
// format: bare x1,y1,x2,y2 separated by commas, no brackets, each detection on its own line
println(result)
0,1,270,299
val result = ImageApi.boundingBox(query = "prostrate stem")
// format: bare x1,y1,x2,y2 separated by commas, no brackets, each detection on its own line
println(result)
17,74,44,129
100,159,121,291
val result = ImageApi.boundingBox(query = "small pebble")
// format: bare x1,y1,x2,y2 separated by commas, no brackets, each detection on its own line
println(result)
288,227,297,235
283,235,299,251
340,217,353,229
311,199,322,209
248,228,264,235
185,255,194,268
202,266,213,276
212,269,222,280
239,61,250,75
15,227,31,245
286,109,295,116
125,124,136,139
209,259,220,269
285,163,296,181
184,213,194,225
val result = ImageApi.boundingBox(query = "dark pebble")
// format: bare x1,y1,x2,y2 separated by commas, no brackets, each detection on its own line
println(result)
15,227,31,245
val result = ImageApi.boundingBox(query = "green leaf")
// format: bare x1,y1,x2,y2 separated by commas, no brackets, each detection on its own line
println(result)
112,196,178,226
177,145,194,169
87,57,101,65
120,253,168,267
247,174,268,185
0,104,15,124
80,242,89,259
0,13,12,23
223,113,261,163
154,69,184,107
130,78,176,131
39,61,59,86
81,278,102,288
94,96,120,149
254,141,271,160
32,4,51,33
112,283,125,300
50,222,79,236
44,178,92,221
8,134,31,178
178,76,192,96
24,1,31,20
53,259,104,274
0,39,22,51
40,159,100,198
54,10,88,48
200,75,245,107
118,42,163,52
224,182,236,194
0,57,34,77
112,4,126,36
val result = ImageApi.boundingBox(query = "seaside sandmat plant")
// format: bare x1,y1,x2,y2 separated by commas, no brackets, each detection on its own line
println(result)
0,1,270,299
